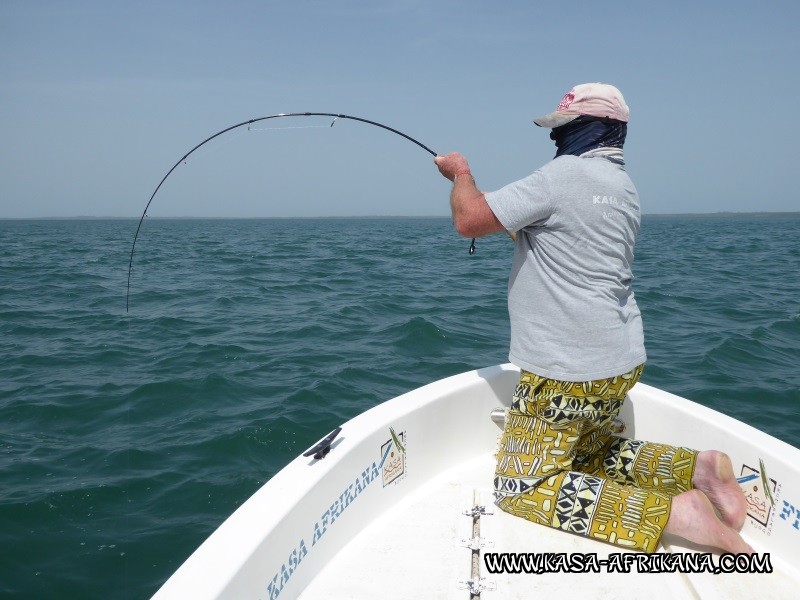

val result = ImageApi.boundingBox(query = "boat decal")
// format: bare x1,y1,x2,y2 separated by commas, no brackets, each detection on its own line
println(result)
266,539,309,600
267,430,409,599
738,460,781,535
758,458,776,507
382,428,407,487
390,426,406,455
779,499,800,533
379,439,393,469
267,456,383,599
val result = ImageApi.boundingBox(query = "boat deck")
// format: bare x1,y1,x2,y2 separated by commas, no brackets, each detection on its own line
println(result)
300,453,798,600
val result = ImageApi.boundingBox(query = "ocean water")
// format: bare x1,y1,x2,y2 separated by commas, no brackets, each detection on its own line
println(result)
1,215,798,598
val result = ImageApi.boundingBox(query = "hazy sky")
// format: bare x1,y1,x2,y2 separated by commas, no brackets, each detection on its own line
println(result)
2,0,798,218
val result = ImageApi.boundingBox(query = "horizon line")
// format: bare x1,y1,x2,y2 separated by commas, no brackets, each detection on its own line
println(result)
2,210,800,221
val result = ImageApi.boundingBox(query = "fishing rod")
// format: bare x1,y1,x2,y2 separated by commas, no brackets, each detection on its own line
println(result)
125,112,477,312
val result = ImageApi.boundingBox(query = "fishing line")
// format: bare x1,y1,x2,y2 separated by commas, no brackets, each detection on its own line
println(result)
126,112,477,312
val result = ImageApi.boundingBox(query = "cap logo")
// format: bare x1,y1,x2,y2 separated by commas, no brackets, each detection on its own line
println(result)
557,92,575,112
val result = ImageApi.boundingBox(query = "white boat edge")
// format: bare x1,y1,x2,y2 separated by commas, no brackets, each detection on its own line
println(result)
152,364,800,599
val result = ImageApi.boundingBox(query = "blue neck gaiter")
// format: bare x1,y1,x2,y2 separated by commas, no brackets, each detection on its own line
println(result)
551,116,627,158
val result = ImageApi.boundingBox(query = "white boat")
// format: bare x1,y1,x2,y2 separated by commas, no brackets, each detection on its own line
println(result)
152,364,800,599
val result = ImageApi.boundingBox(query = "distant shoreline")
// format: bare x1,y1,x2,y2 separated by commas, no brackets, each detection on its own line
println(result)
1,215,453,221
2,211,800,221
642,211,800,219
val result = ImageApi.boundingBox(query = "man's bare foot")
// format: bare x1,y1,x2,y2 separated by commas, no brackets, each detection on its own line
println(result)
692,450,748,530
665,489,753,554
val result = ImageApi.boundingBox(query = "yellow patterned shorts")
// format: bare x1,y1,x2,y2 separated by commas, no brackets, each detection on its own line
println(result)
494,365,697,553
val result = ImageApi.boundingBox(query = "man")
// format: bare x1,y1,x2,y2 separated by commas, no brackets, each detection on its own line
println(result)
435,83,750,554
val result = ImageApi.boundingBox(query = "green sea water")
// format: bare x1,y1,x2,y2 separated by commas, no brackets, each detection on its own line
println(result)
1,215,798,598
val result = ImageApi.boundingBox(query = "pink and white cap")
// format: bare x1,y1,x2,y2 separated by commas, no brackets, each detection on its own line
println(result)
533,83,629,128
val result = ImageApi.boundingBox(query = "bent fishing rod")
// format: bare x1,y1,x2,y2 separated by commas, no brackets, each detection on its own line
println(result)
125,112,477,312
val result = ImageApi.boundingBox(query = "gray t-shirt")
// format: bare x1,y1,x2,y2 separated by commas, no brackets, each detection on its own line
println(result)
485,149,646,381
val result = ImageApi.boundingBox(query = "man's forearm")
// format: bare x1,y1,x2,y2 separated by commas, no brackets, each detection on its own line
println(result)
450,172,481,225
435,152,507,238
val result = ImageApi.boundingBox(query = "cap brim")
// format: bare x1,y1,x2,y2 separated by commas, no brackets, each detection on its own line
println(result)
533,112,580,128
